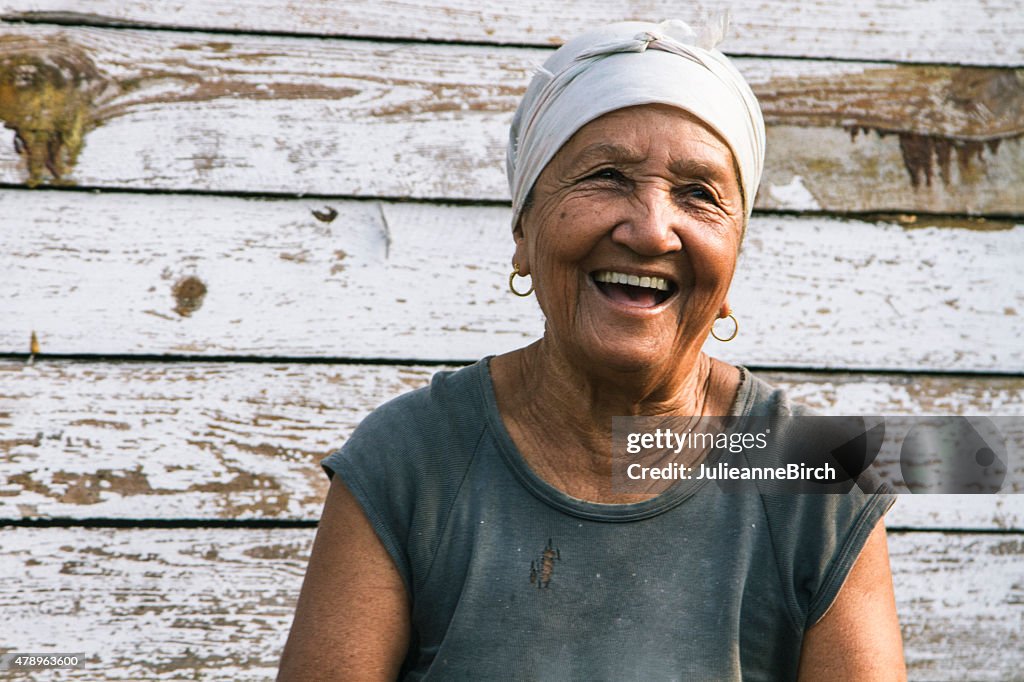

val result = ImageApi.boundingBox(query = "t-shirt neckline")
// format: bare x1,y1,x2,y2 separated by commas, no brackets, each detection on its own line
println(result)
476,356,758,522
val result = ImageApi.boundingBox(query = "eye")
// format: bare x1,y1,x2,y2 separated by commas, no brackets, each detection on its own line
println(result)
582,167,627,183
677,184,718,206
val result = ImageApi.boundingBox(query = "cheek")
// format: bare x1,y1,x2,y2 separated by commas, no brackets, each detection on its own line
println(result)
529,206,605,265
682,226,741,281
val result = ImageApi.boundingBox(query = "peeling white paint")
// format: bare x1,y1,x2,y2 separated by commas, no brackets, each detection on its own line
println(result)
1,527,1020,679
765,175,821,211
2,0,1019,65
0,26,1020,212
2,193,1022,371
2,361,1023,527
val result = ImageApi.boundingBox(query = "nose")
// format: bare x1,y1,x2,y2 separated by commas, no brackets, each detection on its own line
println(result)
610,186,684,256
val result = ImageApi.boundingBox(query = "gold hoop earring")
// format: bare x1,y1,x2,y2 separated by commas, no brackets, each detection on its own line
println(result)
710,313,739,342
509,263,534,297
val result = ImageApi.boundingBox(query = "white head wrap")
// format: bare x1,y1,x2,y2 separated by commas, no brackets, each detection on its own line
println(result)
506,19,765,228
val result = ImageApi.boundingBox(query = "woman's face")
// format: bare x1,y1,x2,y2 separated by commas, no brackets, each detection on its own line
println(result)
514,104,745,375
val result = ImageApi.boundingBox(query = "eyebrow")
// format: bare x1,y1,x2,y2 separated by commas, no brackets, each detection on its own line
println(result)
568,142,733,182
568,142,647,169
668,158,732,183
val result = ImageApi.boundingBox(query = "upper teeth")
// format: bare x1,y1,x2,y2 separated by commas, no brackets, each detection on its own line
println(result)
593,271,670,291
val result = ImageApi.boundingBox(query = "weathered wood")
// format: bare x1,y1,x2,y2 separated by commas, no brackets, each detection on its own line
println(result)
0,26,1021,212
760,369,1024,530
0,360,440,520
888,532,1024,679
0,527,308,680
2,191,1022,370
0,527,1020,679
2,359,1022,529
2,0,1021,66
0,11,1017,681
887,496,1024,533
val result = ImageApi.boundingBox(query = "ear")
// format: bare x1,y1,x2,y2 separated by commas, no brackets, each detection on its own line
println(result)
718,301,731,319
512,217,530,275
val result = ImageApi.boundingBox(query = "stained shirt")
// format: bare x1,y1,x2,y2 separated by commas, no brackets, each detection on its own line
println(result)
322,359,895,681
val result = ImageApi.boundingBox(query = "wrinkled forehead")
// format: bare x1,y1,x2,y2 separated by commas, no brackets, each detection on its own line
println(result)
521,105,749,240
507,20,764,229
550,105,740,181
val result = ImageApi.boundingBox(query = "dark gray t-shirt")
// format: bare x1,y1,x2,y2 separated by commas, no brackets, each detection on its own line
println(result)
322,359,895,681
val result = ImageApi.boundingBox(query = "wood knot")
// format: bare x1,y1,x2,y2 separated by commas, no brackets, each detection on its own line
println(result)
0,35,111,187
312,206,338,223
947,68,1024,123
172,275,207,317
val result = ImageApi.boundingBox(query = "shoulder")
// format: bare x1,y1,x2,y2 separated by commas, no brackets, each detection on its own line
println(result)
734,366,815,418
737,368,896,629
324,360,490,478
317,361,494,593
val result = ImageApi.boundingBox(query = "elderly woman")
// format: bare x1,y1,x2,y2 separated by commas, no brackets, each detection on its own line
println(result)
279,19,905,680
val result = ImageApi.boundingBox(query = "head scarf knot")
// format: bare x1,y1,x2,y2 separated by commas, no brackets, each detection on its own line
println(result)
506,19,765,228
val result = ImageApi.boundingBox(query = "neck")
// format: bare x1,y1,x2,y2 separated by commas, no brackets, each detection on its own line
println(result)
491,340,736,502
517,338,717,426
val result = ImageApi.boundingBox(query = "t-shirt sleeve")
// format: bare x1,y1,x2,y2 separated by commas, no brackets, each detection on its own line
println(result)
760,481,897,630
321,399,419,593
318,369,485,599
743,376,899,630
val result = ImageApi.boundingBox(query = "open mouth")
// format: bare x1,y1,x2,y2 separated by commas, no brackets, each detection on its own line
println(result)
592,270,676,308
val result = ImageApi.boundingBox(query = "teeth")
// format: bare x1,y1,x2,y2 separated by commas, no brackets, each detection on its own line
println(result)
593,271,670,291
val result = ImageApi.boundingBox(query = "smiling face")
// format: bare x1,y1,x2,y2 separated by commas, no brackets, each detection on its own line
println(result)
513,104,745,377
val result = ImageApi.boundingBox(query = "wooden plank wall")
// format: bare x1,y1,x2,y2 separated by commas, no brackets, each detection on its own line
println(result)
0,1,1021,679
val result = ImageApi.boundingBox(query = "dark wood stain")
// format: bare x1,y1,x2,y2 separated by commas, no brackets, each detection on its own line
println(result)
172,275,208,317
311,206,338,223
0,35,113,186
914,135,984,187
9,468,153,505
762,66,1023,188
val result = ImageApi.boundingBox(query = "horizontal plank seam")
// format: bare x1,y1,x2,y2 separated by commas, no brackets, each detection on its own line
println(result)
1,184,1021,223
5,353,1024,379
0,14,553,49
4,353,463,367
0,14,583,54
0,517,317,529
0,182,513,210
1,14,1017,68
862,526,1024,535
0,518,1020,533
